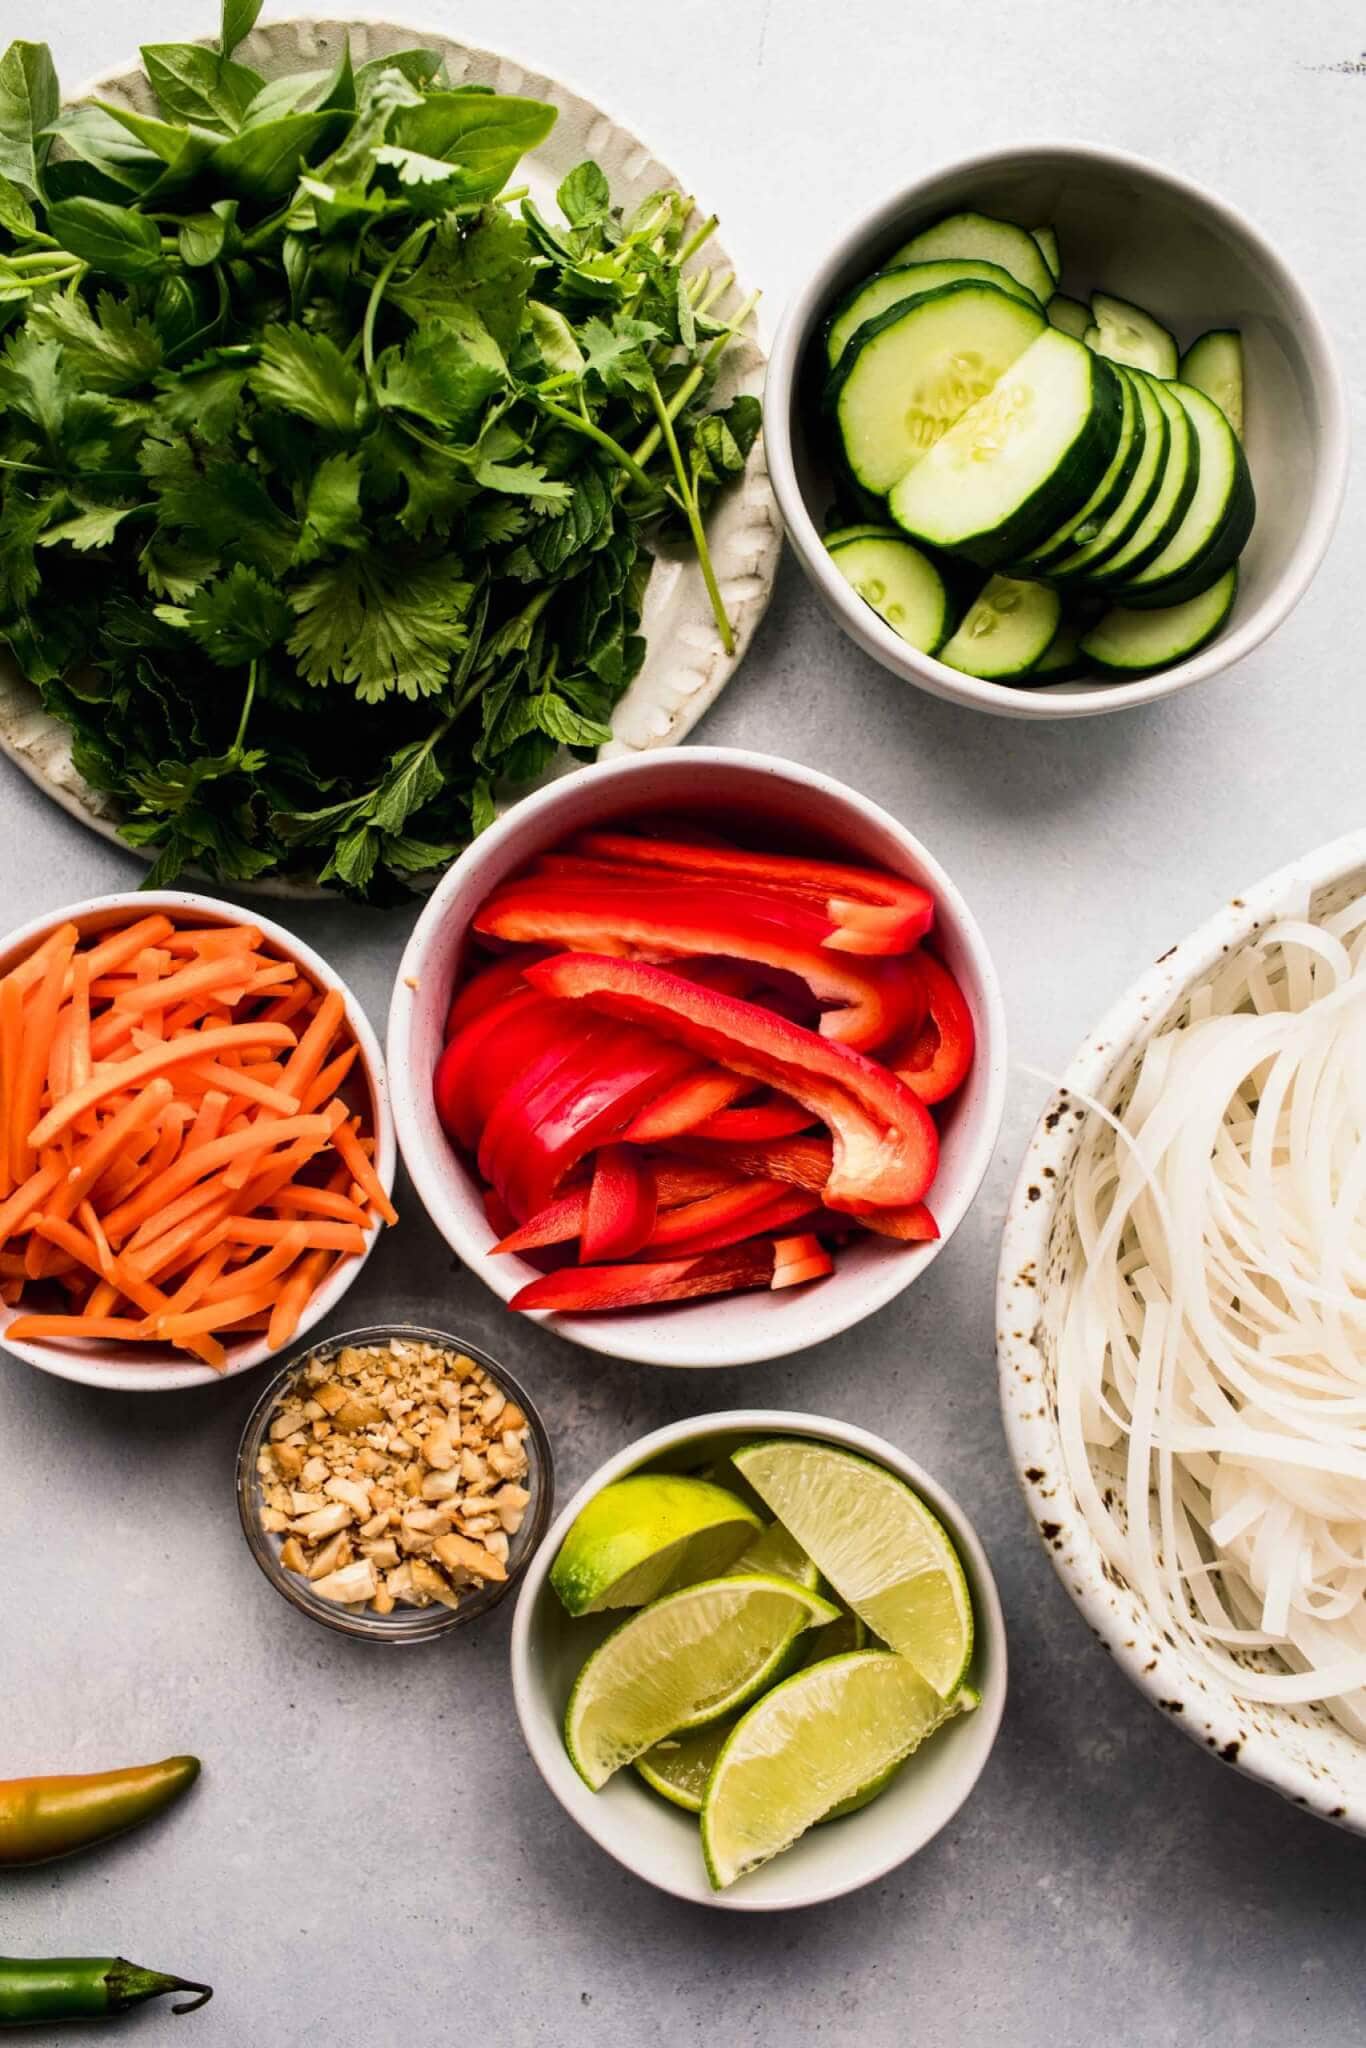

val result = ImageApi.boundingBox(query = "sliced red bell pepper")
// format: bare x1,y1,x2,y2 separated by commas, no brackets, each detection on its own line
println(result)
434,987,550,1149
619,1067,750,1143
671,1133,836,1195
582,1145,657,1261
445,951,546,1040
476,1013,623,1188
772,1232,836,1288
491,1158,743,1255
510,1242,777,1313
474,880,923,1052
525,955,938,1213
857,1200,939,1242
492,1019,699,1220
651,1186,819,1257
689,1091,817,1141
892,955,975,1104
482,1186,517,1239
569,832,936,956
643,1178,791,1252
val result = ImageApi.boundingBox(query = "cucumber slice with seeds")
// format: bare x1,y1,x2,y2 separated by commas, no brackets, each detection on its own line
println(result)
1018,364,1144,570
827,282,1045,496
1080,566,1237,672
1180,328,1244,438
1046,369,1169,580
888,327,1124,567
1047,294,1089,340
1110,382,1253,607
1022,616,1087,683
938,574,1061,679
826,532,950,652
1090,375,1199,584
1085,292,1178,379
1033,226,1061,284
891,210,1055,306
824,259,1043,368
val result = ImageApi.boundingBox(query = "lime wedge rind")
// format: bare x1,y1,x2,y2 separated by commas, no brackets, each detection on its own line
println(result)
550,1473,762,1617
731,1440,974,1698
564,1570,839,1791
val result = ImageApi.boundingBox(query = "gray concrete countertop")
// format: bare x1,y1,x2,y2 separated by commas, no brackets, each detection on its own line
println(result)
5,3,1365,2041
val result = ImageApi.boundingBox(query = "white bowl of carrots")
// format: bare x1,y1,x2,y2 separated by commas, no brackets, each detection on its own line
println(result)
388,748,1007,1369
0,891,396,1392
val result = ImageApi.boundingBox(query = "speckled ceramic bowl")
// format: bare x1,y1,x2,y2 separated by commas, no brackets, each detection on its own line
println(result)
997,828,1366,1829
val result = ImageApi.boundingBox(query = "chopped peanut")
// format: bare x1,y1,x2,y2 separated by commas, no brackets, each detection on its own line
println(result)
255,1335,534,1616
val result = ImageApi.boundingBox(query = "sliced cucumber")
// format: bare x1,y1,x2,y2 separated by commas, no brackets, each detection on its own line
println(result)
1045,369,1169,580
1033,225,1061,285
891,210,1055,306
938,575,1061,679
1090,375,1199,584
824,522,904,546
1109,382,1254,607
824,259,1042,368
825,532,950,652
1080,566,1237,672
1023,616,1087,683
1084,292,1178,379
826,282,1045,496
1180,328,1244,438
1018,365,1143,570
888,327,1123,567
1047,294,1089,340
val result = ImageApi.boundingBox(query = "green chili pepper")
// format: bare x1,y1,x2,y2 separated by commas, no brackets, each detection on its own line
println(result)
0,1757,200,1866
0,1957,212,2025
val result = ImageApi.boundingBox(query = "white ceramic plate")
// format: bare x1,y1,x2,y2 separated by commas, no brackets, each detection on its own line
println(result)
998,828,1366,1828
0,17,780,896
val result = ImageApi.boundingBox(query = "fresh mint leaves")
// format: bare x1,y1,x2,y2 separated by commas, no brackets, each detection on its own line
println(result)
0,33,760,897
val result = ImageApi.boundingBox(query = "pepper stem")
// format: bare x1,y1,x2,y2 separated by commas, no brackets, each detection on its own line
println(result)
105,1959,214,2014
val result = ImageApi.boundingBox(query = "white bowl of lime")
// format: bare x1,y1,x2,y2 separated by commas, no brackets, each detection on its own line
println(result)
510,1410,1006,1909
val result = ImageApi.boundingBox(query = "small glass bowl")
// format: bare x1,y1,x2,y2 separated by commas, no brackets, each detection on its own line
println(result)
235,1323,554,1643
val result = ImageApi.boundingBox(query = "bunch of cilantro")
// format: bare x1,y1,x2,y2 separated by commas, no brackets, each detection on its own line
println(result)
0,3,760,897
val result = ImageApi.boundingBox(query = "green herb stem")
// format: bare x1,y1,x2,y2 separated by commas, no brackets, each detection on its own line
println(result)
531,393,657,497
677,213,719,269
646,373,734,656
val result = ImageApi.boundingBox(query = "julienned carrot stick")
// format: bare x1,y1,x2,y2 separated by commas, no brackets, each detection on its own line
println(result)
12,927,77,1180
258,979,318,1029
201,1225,309,1303
182,1089,230,1157
125,1195,238,1284
100,1111,331,1244
301,1044,359,1112
28,1021,298,1151
157,1286,281,1341
220,1217,366,1253
181,1060,300,1117
0,1162,61,1246
6,1314,148,1342
159,1241,235,1316
68,953,92,1093
47,1077,174,1222
4,920,80,998
83,1279,120,1319
333,1120,397,1227
268,1248,331,1351
112,953,258,1019
161,924,262,958
280,988,344,1098
269,1185,368,1227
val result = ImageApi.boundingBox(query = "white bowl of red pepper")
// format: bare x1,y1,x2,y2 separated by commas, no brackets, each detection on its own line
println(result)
387,748,1007,1368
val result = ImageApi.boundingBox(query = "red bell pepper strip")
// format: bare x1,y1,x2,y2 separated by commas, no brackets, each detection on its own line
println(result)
857,1200,939,1242
651,1186,820,1257
643,1178,791,1251
772,1232,836,1287
568,832,936,956
510,1242,778,1313
490,1159,744,1255
525,955,938,1212
482,1186,517,1239
445,951,546,1040
891,955,975,1104
689,1091,816,1141
671,1133,836,1195
492,1023,698,1220
619,1066,750,1143
476,1012,624,1188
474,880,923,1052
434,988,542,1148
581,1145,657,1261
435,991,577,1152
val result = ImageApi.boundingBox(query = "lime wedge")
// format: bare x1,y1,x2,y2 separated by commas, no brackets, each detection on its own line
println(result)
727,1519,818,1589
635,1721,731,1813
803,1608,868,1665
701,1650,972,1888
824,1682,978,1820
732,1440,974,1696
550,1474,761,1617
564,1572,839,1790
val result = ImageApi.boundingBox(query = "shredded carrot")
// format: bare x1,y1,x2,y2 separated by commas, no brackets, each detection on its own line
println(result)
201,1225,309,1303
0,973,20,1198
47,1077,174,1222
28,1021,297,1150
113,952,258,1020
7,1314,148,1342
0,1161,62,1246
268,1248,331,1351
269,1185,368,1227
77,1199,115,1279
301,1043,359,1113
258,978,319,1029
82,1279,120,1319
12,927,77,1181
333,1119,397,1227
220,1217,366,1254
4,920,80,998
180,1060,300,1116
68,954,92,1093
280,988,344,1098
161,924,262,958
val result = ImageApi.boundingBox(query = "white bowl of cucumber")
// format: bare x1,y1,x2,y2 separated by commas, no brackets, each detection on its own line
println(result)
510,1410,1007,1909
765,142,1348,718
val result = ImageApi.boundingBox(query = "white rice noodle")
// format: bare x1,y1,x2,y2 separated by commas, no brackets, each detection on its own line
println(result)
1056,886,1366,1735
